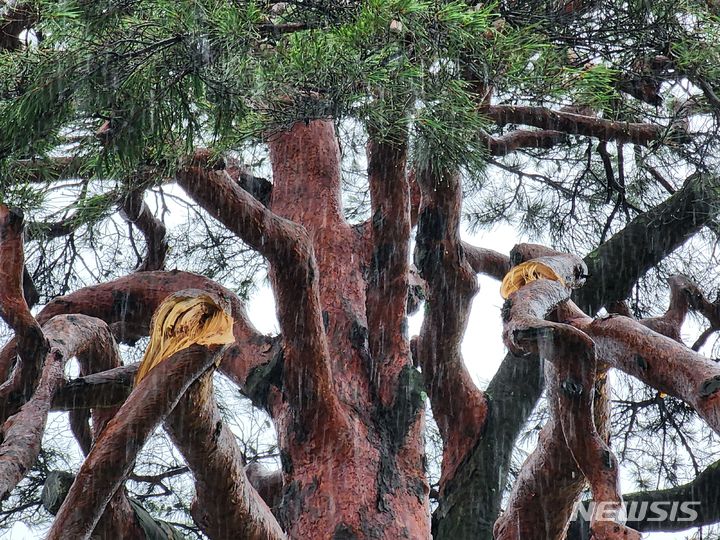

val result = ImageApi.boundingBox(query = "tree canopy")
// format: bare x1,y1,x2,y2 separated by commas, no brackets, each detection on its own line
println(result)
3,1,720,539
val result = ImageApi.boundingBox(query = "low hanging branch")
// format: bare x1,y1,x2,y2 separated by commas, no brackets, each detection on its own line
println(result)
46,290,249,540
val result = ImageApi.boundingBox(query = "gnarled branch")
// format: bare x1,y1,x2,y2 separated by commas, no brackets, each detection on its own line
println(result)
46,344,225,540
176,148,345,433
414,166,488,489
0,315,116,501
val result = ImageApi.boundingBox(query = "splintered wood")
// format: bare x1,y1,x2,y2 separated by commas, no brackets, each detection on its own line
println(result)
134,290,234,385
500,260,566,299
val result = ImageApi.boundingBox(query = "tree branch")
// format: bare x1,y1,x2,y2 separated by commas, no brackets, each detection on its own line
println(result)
176,152,345,433
0,315,117,501
575,173,720,314
25,270,274,390
568,457,720,537
120,189,167,272
414,166,488,489
433,352,543,539
462,243,511,280
51,363,138,411
0,204,47,420
46,344,225,540
568,311,720,435
497,253,639,539
164,371,286,540
485,105,663,145
480,128,568,156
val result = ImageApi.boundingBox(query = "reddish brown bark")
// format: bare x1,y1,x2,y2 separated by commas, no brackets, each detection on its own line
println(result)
414,166,489,490
6,270,274,388
164,371,286,540
175,121,430,539
365,135,412,405
497,254,639,540
572,311,720,434
0,315,118,500
0,205,47,419
493,364,586,540
463,243,511,280
177,147,346,434
46,345,225,540
266,121,373,416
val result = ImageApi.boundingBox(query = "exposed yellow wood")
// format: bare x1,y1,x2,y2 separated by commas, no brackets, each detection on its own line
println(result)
134,291,234,385
500,260,565,299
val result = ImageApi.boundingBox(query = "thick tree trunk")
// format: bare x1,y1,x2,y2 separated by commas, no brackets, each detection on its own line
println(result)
177,120,430,538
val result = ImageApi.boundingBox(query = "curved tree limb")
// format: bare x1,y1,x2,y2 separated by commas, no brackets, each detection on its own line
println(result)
567,311,720,434
463,243,511,280
46,344,228,540
0,204,47,420
164,370,286,540
434,245,557,539
497,256,639,539
414,166,488,489
28,270,274,389
176,151,345,434
120,189,168,272
494,362,587,540
0,315,116,501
